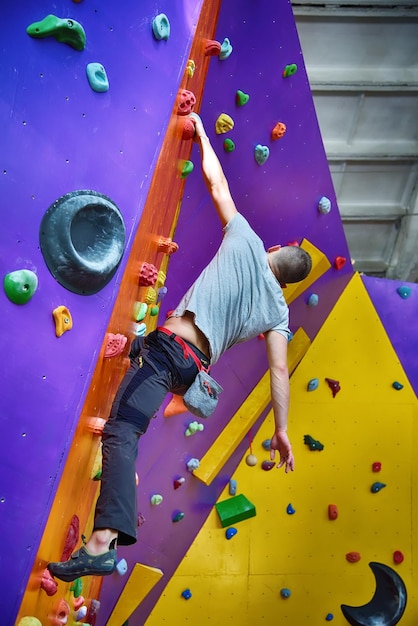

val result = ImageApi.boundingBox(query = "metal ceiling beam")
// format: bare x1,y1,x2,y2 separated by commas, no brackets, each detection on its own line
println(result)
324,142,418,160
292,2,418,17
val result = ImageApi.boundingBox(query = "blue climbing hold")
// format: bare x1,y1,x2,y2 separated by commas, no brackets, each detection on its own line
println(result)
308,293,319,307
226,527,237,540
229,479,237,495
181,588,192,599
325,613,334,621
286,503,296,515
280,588,291,598
262,439,271,451
371,482,386,493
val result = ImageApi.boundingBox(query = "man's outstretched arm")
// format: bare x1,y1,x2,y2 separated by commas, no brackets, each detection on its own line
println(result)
264,329,294,473
191,113,237,227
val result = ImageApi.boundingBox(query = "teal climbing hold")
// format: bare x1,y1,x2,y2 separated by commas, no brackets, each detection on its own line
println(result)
392,381,404,390
219,37,233,60
86,63,109,92
304,434,324,451
254,144,269,166
396,286,411,299
307,378,319,391
152,14,170,41
27,15,86,50
4,269,38,304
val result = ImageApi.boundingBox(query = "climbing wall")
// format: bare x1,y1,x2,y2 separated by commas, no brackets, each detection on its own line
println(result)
2,1,204,623
146,273,418,625
5,1,416,625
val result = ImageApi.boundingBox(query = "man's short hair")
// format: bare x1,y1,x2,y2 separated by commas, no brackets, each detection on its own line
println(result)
275,246,312,284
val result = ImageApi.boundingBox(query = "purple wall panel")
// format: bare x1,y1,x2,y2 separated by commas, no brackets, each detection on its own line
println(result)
0,1,202,622
99,1,353,624
362,275,418,395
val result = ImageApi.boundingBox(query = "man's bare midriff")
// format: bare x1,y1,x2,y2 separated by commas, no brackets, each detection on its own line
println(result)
163,311,210,360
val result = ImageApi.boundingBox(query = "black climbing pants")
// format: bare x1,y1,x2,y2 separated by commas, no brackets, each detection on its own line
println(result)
93,328,209,545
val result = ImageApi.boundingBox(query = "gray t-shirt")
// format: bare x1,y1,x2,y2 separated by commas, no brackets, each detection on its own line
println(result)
171,213,290,364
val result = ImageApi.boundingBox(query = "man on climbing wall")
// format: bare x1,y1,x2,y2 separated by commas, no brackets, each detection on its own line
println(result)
48,113,312,581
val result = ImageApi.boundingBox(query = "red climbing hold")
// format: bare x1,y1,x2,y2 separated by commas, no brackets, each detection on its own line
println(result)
346,552,361,563
393,550,404,564
325,378,341,398
328,504,338,520
205,39,221,56
334,256,346,270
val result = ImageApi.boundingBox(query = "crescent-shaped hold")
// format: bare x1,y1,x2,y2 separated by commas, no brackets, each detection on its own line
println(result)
341,561,407,626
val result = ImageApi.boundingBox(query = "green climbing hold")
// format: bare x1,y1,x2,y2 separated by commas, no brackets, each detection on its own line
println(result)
224,138,235,152
27,14,86,51
4,269,38,304
181,160,194,178
283,63,297,78
70,577,83,598
86,63,109,92
236,90,249,106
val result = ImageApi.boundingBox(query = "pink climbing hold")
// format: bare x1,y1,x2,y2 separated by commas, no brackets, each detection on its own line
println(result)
60,514,79,561
139,262,158,286
372,461,382,472
40,568,58,596
104,333,127,358
177,89,196,116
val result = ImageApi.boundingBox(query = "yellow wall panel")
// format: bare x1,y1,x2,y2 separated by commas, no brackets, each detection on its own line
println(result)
146,274,417,625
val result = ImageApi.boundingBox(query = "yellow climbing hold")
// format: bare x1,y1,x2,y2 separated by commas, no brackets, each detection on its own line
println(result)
215,113,234,135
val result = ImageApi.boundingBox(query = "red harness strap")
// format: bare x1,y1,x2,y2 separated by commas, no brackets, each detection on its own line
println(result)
157,326,209,373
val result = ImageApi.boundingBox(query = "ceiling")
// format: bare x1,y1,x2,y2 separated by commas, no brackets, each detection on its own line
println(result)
292,0,418,282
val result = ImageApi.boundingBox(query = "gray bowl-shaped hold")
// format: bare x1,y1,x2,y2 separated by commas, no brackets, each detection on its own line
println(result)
40,190,126,295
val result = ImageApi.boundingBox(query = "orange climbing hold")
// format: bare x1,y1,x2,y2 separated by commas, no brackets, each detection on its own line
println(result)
271,122,287,140
164,394,188,417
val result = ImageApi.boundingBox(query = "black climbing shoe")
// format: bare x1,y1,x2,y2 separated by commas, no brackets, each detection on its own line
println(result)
48,544,117,582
